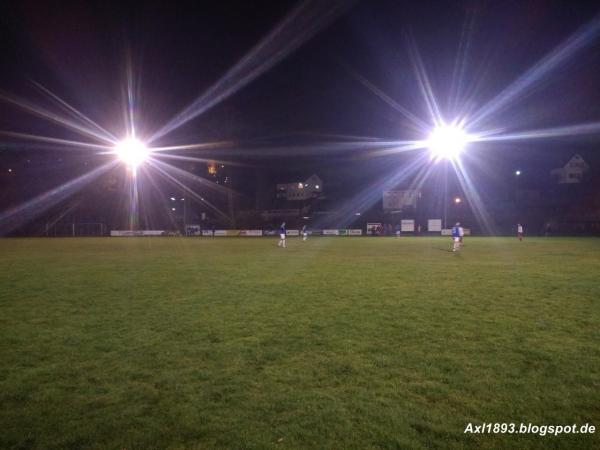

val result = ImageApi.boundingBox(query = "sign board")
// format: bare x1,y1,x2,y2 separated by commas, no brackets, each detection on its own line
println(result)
239,230,262,236
202,230,213,236
401,219,415,232
441,228,471,236
366,223,382,235
111,230,164,237
286,229,300,236
186,224,202,236
214,230,227,236
338,229,348,236
383,190,420,211
348,229,363,236
428,219,442,232
323,229,339,235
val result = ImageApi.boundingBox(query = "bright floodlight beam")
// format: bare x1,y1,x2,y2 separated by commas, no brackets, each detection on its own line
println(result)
115,138,149,169
427,125,470,161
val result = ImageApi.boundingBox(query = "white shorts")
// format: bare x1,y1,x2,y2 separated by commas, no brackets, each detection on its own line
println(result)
280,233,286,239
453,237,460,242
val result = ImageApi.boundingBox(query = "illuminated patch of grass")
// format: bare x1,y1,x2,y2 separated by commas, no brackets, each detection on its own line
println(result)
1,237,599,449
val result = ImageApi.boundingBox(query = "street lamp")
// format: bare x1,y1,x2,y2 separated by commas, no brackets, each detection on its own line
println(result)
514,170,522,206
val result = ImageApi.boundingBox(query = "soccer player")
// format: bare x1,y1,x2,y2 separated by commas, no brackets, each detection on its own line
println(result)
517,223,524,241
459,224,465,244
278,222,286,248
301,224,308,241
452,222,461,252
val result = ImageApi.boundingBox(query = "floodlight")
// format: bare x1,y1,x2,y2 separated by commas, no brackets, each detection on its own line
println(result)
115,138,149,169
515,170,521,176
427,125,470,161
454,197,462,204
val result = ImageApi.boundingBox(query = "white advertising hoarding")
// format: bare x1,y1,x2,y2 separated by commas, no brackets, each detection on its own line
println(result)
185,225,202,236
441,227,472,236
110,230,164,237
428,219,442,232
366,223,382,235
239,230,263,236
401,219,415,232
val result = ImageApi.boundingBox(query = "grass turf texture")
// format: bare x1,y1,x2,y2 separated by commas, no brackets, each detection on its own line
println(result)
1,237,599,450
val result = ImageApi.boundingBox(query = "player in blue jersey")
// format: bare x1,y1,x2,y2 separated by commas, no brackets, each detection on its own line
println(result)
452,222,461,252
301,224,308,241
278,222,286,248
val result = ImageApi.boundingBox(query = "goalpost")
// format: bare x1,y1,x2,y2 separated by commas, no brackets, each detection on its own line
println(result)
45,222,107,237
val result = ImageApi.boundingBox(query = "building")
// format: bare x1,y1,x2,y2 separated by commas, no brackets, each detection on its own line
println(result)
551,154,589,184
207,161,232,186
276,174,323,201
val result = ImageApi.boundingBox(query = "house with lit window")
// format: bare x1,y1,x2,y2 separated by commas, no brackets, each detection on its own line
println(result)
276,174,323,201
551,154,589,184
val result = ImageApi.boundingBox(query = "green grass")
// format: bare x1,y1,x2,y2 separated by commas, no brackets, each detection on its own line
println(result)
1,237,599,450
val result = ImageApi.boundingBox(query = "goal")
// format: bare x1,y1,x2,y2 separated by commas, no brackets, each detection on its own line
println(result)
45,222,107,237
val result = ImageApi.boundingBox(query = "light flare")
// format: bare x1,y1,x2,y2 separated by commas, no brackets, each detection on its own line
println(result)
149,0,353,142
427,125,472,161
114,138,149,169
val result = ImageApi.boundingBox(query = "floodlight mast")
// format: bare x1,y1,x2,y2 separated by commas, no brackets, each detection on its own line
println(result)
426,124,471,227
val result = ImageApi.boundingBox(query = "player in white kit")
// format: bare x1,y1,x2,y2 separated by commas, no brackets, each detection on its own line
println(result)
517,223,523,241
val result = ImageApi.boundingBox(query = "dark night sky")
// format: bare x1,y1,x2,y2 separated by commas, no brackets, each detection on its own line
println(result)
1,0,600,213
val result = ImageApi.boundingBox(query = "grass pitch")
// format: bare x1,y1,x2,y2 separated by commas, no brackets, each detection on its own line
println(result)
1,236,599,450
